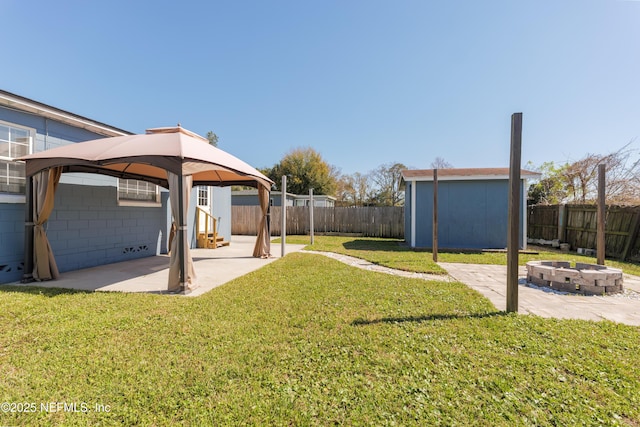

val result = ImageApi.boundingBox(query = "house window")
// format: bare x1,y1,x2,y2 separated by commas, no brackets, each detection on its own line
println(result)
118,179,159,203
197,186,209,206
0,121,33,195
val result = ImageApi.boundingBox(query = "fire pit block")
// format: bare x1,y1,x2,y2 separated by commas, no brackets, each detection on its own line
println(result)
526,261,624,296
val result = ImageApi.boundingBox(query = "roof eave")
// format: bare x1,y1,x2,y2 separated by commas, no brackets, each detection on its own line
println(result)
0,89,132,137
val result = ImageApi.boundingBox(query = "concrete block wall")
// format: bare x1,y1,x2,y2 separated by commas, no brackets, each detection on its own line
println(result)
47,183,167,273
0,183,168,284
0,203,26,283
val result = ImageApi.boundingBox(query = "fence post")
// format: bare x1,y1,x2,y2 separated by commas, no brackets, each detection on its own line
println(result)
558,204,567,242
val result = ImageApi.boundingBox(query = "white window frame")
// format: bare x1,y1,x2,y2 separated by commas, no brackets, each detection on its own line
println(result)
0,120,35,203
197,186,209,207
117,178,161,207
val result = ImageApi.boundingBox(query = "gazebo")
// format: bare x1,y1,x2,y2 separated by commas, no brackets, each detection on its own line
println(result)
19,126,273,293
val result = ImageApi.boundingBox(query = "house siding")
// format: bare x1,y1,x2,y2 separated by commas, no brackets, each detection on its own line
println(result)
211,187,232,241
0,101,172,284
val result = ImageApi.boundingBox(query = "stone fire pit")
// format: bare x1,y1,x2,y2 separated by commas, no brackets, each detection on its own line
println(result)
526,261,624,295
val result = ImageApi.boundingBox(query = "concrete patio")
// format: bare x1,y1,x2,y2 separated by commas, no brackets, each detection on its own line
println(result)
439,262,640,326
10,236,306,297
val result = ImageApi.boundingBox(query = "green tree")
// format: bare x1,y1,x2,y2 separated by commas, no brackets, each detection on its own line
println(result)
206,131,218,147
527,161,569,205
263,147,338,195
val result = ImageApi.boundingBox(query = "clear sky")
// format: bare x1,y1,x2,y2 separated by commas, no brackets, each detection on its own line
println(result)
2,0,639,175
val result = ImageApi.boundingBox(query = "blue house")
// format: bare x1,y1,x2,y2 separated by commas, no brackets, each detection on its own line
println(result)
402,168,540,250
0,89,230,284
232,190,336,207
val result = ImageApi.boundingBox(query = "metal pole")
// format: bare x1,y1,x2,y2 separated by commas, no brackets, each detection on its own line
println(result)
310,188,314,245
178,171,186,293
21,175,34,283
281,175,287,257
597,164,606,265
507,112,523,313
432,169,438,262
266,197,271,256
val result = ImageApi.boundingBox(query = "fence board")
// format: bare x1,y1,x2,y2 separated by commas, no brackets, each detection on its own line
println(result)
528,204,640,261
232,206,404,239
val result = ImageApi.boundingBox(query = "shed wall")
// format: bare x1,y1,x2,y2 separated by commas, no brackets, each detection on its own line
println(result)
410,180,524,249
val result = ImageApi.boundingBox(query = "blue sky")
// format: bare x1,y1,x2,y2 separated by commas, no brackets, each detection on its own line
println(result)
2,0,639,175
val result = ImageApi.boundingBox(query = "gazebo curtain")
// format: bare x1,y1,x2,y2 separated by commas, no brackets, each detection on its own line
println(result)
253,185,271,258
32,167,62,281
168,172,196,292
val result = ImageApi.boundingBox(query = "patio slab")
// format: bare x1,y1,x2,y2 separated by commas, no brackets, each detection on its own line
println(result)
439,262,640,326
9,236,306,297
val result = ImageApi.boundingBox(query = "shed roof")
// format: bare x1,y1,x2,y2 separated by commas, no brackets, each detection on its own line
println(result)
401,167,540,182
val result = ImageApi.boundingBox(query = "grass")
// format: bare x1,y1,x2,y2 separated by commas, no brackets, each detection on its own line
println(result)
281,235,640,276
1,253,639,425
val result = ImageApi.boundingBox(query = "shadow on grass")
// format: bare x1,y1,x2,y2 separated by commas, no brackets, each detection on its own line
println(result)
341,239,485,255
0,284,93,297
342,239,406,252
351,311,508,326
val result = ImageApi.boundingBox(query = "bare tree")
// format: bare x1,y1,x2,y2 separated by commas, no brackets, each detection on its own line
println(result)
559,141,640,204
335,172,373,206
370,162,406,206
430,157,453,169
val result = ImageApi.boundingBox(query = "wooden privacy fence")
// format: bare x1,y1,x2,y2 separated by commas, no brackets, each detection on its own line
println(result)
232,206,404,239
528,204,640,262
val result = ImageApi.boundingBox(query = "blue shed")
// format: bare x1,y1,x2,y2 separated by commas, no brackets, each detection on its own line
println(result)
402,168,539,250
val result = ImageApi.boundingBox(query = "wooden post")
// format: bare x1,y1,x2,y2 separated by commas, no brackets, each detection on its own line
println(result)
281,176,287,257
558,204,567,242
432,168,438,262
597,164,606,265
309,188,315,245
507,113,522,313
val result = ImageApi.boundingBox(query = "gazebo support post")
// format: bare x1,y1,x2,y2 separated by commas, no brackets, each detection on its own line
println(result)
21,175,34,283
178,171,186,293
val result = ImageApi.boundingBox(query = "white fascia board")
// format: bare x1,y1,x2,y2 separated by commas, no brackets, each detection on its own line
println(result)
410,174,512,182
0,93,129,137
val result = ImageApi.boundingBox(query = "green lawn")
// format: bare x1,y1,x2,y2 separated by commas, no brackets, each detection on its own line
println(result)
281,235,640,276
1,252,639,425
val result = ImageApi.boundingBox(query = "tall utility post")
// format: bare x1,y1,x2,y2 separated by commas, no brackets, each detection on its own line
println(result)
507,112,523,313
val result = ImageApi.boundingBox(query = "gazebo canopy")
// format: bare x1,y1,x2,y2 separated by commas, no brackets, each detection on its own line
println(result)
19,126,273,293
22,126,273,189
